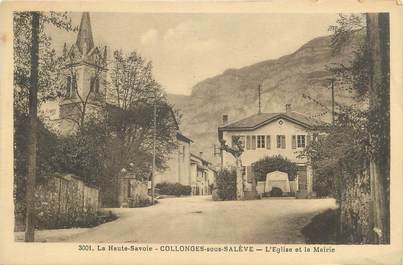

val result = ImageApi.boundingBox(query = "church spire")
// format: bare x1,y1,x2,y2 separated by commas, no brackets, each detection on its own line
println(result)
76,12,94,54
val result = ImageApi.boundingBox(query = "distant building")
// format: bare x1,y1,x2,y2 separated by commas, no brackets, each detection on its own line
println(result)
218,104,321,197
154,131,193,187
190,153,217,195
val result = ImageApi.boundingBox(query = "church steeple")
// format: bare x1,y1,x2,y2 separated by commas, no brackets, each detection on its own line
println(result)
76,12,94,54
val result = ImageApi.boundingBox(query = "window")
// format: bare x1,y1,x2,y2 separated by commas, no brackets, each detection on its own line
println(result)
276,135,286,149
66,76,71,97
297,135,306,148
257,135,265,148
251,136,256,150
246,136,251,150
266,135,271,149
71,76,77,98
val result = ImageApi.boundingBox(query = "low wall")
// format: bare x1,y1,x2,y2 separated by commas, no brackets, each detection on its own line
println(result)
16,173,100,230
119,178,150,208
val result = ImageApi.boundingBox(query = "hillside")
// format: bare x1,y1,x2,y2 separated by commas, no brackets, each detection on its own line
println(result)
168,34,360,165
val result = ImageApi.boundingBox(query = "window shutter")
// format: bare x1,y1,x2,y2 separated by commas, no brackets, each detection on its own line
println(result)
251,136,256,150
306,134,311,146
246,136,251,150
266,135,271,149
247,166,253,183
292,135,296,149
282,136,286,149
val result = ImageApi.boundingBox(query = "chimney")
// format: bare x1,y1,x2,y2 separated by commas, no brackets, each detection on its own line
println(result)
199,152,203,158
285,104,292,113
222,114,228,125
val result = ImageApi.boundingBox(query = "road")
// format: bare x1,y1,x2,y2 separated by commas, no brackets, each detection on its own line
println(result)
28,196,335,243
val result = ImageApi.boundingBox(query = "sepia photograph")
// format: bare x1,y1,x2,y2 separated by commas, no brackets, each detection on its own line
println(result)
0,2,401,265
9,9,393,246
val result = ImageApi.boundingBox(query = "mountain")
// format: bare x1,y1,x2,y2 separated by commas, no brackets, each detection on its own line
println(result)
168,34,360,165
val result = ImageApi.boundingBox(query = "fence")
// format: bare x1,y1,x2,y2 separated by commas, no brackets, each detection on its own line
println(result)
15,173,100,230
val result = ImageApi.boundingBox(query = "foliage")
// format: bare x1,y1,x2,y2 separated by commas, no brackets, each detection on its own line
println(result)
302,107,369,198
128,196,152,208
55,118,109,187
104,50,179,187
14,111,61,202
215,168,237,201
212,189,221,201
219,136,244,159
13,12,76,113
328,14,365,54
302,13,390,243
155,182,191,196
252,155,298,182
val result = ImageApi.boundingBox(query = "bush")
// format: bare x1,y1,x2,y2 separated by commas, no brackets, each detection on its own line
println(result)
215,168,237,201
129,196,151,207
270,187,283,197
155,182,191,196
252,155,298,181
212,189,222,201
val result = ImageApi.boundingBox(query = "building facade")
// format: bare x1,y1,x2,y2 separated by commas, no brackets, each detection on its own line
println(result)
218,104,320,196
190,153,216,195
40,12,108,135
154,132,192,186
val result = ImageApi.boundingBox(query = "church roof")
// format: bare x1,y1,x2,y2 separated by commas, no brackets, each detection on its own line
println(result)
218,111,323,132
76,12,94,53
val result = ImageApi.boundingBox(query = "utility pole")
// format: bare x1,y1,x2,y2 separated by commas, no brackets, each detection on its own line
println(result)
258,84,262,114
151,94,157,205
25,12,40,242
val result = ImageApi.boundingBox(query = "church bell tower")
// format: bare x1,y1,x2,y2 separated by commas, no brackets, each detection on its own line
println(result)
59,12,108,133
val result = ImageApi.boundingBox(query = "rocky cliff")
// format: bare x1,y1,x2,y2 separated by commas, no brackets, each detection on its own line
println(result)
168,34,359,165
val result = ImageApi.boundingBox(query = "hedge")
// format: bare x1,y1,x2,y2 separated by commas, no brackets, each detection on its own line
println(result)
155,182,191,196
252,155,298,181
215,168,237,201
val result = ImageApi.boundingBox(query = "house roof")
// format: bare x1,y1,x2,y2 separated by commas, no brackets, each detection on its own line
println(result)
218,111,323,132
76,12,94,53
190,153,210,166
177,132,192,143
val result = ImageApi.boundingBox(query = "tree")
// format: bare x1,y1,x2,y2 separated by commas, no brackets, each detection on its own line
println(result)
219,136,244,200
100,50,178,205
302,13,390,243
366,13,390,244
13,11,75,242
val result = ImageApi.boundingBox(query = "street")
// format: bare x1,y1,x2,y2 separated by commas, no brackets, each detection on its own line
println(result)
16,196,336,243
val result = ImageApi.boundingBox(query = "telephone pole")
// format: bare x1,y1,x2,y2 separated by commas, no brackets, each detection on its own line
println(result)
151,93,157,205
25,12,40,242
258,84,262,114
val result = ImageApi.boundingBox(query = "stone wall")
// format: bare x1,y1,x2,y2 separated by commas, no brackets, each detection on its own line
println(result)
118,177,150,208
16,173,100,230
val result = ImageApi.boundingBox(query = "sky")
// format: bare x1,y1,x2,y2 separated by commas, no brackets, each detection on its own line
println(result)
47,12,340,95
